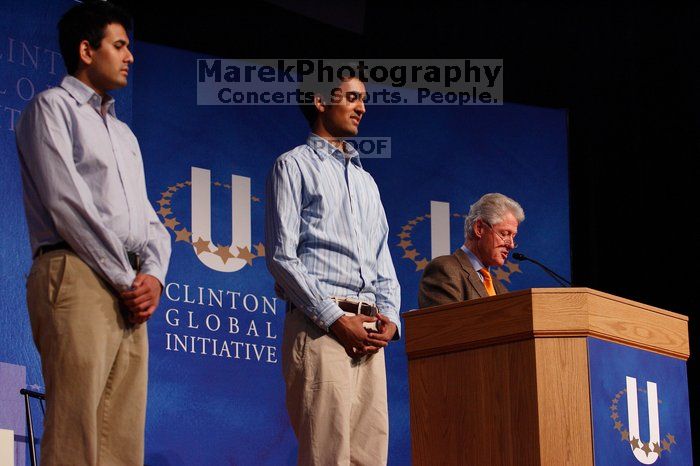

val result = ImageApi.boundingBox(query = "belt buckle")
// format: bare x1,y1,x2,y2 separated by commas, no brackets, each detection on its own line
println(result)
333,297,377,317
357,302,372,317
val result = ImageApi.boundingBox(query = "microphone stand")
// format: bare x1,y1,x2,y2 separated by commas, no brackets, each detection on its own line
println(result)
512,253,571,287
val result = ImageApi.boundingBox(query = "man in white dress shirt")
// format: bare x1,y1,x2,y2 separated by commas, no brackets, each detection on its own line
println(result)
14,2,170,464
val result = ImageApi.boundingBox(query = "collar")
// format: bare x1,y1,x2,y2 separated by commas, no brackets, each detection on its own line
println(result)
461,244,487,273
60,75,116,117
306,133,362,168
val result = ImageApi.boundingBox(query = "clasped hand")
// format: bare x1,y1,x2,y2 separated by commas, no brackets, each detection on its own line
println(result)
120,273,162,325
330,313,397,358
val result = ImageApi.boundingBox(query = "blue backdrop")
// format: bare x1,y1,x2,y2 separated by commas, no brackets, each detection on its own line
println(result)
1,3,571,465
131,42,570,465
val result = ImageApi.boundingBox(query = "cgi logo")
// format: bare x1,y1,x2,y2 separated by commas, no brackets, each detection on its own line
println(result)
190,167,251,272
608,376,678,464
155,167,261,273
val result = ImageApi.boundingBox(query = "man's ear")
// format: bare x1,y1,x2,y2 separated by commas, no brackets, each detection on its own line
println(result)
314,94,326,114
473,219,485,239
78,39,94,67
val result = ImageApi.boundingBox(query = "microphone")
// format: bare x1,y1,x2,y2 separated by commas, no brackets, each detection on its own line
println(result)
512,252,571,287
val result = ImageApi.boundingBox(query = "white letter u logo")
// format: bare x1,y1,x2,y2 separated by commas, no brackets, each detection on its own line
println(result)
626,376,660,464
191,167,251,272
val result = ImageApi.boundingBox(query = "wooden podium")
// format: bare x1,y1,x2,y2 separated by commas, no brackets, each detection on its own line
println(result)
404,288,690,465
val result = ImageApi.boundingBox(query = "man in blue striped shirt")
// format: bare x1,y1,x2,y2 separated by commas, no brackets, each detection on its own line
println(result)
265,72,401,465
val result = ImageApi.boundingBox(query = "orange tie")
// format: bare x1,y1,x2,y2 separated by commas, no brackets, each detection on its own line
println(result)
480,268,496,296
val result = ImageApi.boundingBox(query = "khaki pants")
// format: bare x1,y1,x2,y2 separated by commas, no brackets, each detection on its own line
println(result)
282,307,389,466
26,250,147,466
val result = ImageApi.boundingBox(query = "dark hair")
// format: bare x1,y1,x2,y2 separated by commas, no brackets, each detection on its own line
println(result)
58,1,132,75
298,62,365,128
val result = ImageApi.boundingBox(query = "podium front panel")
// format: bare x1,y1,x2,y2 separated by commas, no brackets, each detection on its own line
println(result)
588,337,693,465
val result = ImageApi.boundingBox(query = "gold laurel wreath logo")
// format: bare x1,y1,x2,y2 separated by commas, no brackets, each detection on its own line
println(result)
609,387,676,457
396,213,522,282
155,180,265,267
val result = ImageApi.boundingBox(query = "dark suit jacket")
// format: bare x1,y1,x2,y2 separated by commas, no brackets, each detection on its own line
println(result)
418,248,508,308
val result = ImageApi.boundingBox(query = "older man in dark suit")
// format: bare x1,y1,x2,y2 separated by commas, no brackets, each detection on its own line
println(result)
418,193,524,307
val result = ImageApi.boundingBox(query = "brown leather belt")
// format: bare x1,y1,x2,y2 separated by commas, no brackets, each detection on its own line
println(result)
35,241,141,272
332,297,378,317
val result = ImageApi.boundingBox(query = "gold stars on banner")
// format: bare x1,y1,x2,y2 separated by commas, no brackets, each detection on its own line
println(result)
414,258,429,271
661,439,671,452
236,246,256,266
254,242,265,257
629,436,640,449
155,179,266,268
175,228,191,243
395,212,520,281
402,249,419,260
192,237,212,255
213,245,236,264
157,206,172,217
493,268,511,283
608,388,675,457
504,260,521,274
496,261,523,283
163,217,180,229
395,214,428,271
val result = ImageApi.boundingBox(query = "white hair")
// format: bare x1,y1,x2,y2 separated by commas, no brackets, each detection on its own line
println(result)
464,193,525,241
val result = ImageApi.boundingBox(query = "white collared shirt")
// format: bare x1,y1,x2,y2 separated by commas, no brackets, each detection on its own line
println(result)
16,75,171,290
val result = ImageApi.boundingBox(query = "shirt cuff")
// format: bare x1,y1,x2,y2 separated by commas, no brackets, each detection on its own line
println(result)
386,313,402,340
114,270,136,292
306,299,345,332
140,263,167,289
376,302,401,340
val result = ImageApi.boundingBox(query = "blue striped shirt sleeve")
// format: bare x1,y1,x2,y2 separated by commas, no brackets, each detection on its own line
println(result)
264,157,345,331
373,202,402,338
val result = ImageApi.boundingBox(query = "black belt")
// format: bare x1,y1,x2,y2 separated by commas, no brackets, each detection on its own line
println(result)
35,241,141,272
128,251,141,272
35,241,72,257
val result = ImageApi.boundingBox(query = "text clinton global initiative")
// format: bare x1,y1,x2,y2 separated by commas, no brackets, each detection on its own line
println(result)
163,282,280,364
